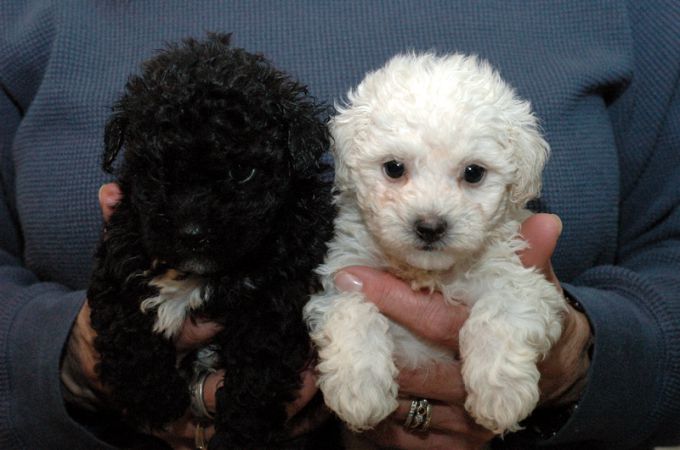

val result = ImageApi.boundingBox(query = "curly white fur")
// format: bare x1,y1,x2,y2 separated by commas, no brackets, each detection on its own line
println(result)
304,53,566,434
140,270,208,339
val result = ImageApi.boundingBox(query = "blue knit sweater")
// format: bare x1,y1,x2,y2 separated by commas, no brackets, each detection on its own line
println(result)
1,1,679,448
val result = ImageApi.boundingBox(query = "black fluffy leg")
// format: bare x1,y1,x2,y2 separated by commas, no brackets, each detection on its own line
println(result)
207,299,311,449
89,298,190,429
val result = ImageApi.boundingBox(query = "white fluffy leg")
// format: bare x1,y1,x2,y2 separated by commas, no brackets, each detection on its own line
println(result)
459,276,564,434
304,292,399,431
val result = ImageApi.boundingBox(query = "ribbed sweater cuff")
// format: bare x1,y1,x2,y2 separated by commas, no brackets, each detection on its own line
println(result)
545,273,677,447
6,288,115,449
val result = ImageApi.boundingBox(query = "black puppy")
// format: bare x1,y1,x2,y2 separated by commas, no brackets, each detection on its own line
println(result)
88,34,334,448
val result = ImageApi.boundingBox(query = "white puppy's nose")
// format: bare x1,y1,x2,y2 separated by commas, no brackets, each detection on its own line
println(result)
414,217,448,244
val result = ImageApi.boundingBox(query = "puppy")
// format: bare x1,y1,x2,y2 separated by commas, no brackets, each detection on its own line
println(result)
88,34,334,447
304,53,565,434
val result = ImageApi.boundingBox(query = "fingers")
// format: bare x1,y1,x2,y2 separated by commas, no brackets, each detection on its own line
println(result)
75,302,101,384
98,182,122,222
175,319,224,352
285,367,319,418
537,304,592,405
193,366,323,440
362,397,494,449
364,418,490,450
397,361,466,404
286,367,333,437
335,267,469,351
288,402,332,438
61,300,111,410
383,363,493,448
153,411,216,450
74,301,110,395
200,370,225,416
390,398,493,439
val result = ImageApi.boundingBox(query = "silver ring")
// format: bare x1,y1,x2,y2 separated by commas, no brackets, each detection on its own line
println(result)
190,367,216,420
403,398,432,432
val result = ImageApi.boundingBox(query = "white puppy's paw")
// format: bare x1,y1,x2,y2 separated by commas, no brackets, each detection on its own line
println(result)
458,278,565,434
318,359,399,431
308,292,400,431
460,322,543,433
463,364,539,434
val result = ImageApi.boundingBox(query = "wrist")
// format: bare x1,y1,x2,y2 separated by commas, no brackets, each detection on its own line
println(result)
511,291,593,443
60,301,108,411
538,291,593,407
60,334,102,411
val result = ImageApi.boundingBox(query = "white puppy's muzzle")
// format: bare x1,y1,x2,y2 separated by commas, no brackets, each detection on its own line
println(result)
413,215,448,247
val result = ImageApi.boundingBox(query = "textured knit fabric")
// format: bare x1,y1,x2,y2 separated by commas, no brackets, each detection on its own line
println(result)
1,1,679,449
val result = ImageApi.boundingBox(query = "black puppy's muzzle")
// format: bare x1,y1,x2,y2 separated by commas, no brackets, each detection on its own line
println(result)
178,221,212,251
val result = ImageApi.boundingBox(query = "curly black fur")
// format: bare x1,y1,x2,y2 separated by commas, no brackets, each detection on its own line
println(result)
87,34,335,448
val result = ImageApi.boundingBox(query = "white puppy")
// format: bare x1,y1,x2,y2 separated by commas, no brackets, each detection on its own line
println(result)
304,53,566,434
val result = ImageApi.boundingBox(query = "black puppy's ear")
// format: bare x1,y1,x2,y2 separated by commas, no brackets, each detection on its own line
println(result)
103,113,127,174
287,111,330,175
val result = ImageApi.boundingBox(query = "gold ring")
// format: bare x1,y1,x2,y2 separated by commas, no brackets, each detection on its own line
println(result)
194,421,208,450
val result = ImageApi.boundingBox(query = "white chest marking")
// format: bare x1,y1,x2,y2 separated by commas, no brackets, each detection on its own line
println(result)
140,273,209,339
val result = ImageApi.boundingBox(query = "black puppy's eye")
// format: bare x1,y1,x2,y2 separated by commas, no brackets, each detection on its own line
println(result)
229,165,256,184
383,160,406,179
463,164,486,184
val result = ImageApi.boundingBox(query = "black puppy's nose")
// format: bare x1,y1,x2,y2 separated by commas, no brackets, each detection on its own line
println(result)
414,217,448,244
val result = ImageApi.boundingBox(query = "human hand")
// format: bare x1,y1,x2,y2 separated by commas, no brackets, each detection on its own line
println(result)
519,214,591,406
59,183,225,447
333,268,493,449
65,293,322,450
154,366,322,449
332,213,592,449
60,183,323,448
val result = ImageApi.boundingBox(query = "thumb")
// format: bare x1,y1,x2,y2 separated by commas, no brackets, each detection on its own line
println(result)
98,182,122,223
519,213,562,287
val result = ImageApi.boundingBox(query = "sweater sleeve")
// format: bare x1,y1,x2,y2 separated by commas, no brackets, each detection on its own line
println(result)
0,92,115,450
0,5,116,449
546,2,680,447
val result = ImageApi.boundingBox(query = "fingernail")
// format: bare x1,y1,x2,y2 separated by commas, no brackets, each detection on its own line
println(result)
334,271,363,293
550,214,563,235
99,184,118,207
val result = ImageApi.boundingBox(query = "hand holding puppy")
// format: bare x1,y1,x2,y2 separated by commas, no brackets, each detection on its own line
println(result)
334,214,591,449
61,183,324,449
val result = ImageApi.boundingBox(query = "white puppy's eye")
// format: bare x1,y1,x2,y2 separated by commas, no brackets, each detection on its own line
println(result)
383,160,406,179
463,164,486,184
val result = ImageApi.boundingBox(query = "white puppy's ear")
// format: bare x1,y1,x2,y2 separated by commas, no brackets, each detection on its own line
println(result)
329,117,350,191
329,102,364,193
508,109,550,206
